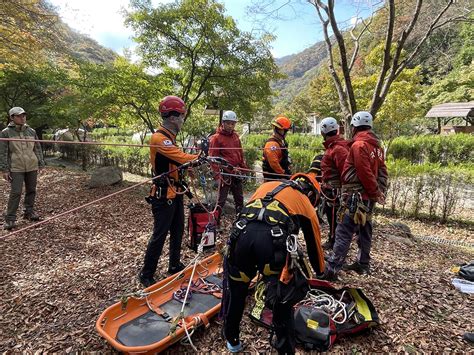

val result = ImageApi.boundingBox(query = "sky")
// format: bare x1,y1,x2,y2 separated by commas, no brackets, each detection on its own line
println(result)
48,0,375,59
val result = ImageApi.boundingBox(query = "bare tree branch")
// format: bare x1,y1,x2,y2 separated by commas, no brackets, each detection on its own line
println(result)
348,16,373,72
369,0,395,117
311,1,351,120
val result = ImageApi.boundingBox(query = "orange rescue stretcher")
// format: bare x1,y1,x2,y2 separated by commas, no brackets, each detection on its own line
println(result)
96,253,223,354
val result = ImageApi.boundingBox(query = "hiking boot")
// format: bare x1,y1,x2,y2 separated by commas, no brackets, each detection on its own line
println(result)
322,239,334,250
138,272,156,288
343,262,371,275
168,262,186,275
4,220,16,230
319,269,339,282
23,212,41,221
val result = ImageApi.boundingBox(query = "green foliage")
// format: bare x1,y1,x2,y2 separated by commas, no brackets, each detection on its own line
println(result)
388,134,474,165
0,64,70,128
126,0,279,123
421,62,474,108
386,158,473,222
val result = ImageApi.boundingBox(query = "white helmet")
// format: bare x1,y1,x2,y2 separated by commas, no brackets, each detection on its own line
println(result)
320,117,339,134
222,110,237,122
351,111,373,127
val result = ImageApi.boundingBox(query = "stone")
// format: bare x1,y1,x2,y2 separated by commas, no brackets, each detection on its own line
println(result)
88,166,123,188
389,221,414,239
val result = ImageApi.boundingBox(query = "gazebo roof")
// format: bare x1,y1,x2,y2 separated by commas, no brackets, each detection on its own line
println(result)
425,102,474,118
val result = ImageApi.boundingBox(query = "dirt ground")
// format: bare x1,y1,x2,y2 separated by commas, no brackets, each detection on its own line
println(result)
1,167,473,353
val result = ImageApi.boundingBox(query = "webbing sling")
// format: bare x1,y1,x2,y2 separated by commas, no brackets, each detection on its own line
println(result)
239,180,303,228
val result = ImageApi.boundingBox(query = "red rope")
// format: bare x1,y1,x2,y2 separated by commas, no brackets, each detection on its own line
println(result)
0,137,315,151
0,166,185,241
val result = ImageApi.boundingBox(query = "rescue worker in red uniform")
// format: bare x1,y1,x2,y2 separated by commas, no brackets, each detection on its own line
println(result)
319,117,349,250
138,96,199,288
323,111,388,280
262,116,292,181
209,110,247,217
222,173,325,354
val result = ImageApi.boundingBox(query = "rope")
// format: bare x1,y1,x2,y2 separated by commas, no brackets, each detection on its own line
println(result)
0,157,207,241
414,235,474,249
297,289,349,324
0,137,319,151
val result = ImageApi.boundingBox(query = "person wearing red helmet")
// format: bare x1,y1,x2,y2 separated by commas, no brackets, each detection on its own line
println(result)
138,96,199,288
262,115,292,181
221,172,324,354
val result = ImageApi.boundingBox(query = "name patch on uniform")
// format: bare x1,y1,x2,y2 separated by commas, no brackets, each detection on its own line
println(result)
163,139,173,146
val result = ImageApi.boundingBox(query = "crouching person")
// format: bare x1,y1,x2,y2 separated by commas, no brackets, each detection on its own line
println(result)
221,173,325,354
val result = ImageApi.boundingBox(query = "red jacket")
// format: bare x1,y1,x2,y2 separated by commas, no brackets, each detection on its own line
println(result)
341,130,388,200
209,126,247,171
321,135,349,188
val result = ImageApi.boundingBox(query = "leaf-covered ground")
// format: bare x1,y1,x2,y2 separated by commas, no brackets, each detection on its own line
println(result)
1,167,473,353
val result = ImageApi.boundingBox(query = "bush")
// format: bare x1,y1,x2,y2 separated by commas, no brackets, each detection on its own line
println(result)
388,133,474,165
385,158,473,222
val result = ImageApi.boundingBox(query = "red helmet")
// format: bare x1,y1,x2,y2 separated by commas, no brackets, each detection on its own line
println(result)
290,172,321,207
159,96,187,114
272,115,291,130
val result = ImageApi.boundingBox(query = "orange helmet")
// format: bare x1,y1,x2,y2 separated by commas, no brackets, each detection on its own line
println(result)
290,172,321,206
272,115,291,130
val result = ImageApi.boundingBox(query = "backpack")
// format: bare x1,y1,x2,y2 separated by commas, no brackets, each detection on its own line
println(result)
188,203,219,252
250,278,379,351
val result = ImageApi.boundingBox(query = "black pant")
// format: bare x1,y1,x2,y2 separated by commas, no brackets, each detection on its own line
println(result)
141,195,184,278
223,222,296,354
217,176,244,217
324,195,340,243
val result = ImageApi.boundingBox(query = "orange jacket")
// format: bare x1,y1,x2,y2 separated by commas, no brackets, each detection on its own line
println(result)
150,126,198,199
248,181,325,274
262,135,290,175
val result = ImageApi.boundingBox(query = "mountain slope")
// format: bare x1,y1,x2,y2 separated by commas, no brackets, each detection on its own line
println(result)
273,40,327,104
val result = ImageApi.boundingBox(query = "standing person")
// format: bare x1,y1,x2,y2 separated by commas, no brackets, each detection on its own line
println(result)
262,115,292,181
322,111,388,280
0,107,45,230
222,173,325,354
319,117,350,250
209,110,247,218
138,96,199,288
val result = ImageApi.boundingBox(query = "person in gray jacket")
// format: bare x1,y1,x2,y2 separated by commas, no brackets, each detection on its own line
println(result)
0,107,45,230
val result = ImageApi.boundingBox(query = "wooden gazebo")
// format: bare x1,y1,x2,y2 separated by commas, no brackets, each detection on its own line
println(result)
425,102,474,134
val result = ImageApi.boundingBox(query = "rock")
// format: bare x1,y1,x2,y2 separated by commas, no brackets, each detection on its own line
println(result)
387,235,415,245
389,221,414,239
88,166,123,188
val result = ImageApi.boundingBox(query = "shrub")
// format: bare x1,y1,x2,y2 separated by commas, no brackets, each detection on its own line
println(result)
388,133,474,165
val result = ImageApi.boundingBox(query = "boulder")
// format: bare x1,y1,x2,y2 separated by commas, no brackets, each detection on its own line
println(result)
389,221,414,239
89,166,123,188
